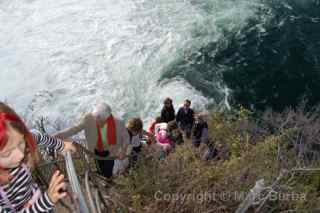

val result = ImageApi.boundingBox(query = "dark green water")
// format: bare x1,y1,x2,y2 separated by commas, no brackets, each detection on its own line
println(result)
162,0,320,111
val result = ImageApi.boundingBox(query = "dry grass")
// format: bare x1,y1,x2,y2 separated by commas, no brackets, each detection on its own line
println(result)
107,106,320,213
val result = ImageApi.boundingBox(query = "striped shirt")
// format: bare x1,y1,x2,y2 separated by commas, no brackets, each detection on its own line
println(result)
0,130,64,212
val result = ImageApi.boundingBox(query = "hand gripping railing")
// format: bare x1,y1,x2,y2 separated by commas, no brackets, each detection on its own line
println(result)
35,142,123,212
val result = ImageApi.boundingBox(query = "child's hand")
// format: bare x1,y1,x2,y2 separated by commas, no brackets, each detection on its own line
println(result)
47,170,67,204
61,140,76,155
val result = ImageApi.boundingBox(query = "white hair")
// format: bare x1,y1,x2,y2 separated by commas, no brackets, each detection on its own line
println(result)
92,103,112,120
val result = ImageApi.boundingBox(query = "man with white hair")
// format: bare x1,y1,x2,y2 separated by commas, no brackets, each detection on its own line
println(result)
53,103,129,178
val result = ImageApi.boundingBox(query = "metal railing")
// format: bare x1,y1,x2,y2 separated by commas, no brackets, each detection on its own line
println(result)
34,142,112,213
64,151,90,213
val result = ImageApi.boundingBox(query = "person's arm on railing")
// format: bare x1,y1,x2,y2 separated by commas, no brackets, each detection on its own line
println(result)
31,130,76,154
53,115,87,139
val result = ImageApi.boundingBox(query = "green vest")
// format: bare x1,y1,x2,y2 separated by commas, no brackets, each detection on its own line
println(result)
100,124,109,150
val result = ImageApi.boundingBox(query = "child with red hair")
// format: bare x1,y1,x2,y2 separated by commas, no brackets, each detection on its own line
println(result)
0,102,75,212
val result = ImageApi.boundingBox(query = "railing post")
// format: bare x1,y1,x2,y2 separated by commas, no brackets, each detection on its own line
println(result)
64,152,90,213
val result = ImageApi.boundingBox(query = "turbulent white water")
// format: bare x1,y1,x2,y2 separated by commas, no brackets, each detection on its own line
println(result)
0,0,264,127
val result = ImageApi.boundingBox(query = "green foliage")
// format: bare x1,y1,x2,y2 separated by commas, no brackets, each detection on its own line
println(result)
110,107,320,212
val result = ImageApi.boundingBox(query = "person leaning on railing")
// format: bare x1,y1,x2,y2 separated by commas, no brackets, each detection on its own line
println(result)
53,103,130,179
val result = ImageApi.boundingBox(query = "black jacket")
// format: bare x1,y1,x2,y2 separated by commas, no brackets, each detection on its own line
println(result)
161,106,175,123
176,107,194,126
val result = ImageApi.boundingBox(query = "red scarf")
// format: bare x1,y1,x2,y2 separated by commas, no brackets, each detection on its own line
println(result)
96,115,117,151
